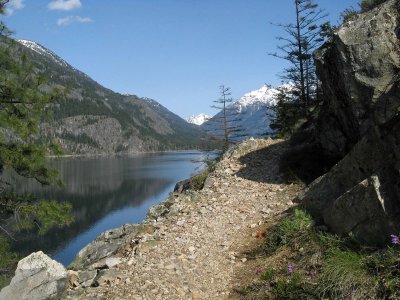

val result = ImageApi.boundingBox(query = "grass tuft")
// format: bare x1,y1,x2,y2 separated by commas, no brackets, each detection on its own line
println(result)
318,248,373,299
238,207,400,300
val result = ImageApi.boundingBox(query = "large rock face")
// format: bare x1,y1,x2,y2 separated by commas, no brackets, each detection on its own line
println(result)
315,0,400,157
0,251,68,300
301,0,400,246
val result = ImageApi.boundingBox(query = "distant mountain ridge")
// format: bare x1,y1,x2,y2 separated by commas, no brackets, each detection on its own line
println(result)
201,85,280,139
14,39,211,154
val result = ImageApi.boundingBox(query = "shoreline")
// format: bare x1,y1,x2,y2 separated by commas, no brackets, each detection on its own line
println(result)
47,149,218,159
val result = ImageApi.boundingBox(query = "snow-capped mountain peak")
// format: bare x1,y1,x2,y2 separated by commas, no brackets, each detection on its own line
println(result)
17,40,69,68
202,84,285,139
235,85,279,110
186,113,211,126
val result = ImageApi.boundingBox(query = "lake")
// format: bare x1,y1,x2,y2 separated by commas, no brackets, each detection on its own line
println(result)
10,151,208,266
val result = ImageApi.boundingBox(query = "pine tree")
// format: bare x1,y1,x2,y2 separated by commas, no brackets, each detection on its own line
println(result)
0,0,72,241
269,85,299,138
270,0,326,135
204,85,245,151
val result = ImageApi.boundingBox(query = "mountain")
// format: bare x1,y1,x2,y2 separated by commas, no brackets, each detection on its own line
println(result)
202,85,279,139
14,39,211,154
186,114,211,126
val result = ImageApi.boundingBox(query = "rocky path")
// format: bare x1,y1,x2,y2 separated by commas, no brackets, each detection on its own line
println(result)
71,139,302,300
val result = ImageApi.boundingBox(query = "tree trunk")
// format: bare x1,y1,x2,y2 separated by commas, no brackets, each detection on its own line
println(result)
295,0,307,116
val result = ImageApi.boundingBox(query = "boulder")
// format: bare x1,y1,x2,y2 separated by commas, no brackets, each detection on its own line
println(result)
0,251,68,300
322,175,393,245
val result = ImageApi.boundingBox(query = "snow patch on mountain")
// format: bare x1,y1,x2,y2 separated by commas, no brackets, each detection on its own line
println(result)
142,97,162,109
18,40,69,68
186,113,211,126
234,85,279,111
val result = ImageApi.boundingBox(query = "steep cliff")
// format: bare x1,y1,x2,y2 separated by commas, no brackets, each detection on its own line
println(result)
301,0,400,246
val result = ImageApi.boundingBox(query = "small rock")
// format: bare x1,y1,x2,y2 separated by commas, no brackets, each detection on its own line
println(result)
241,258,247,263
77,270,97,288
105,257,121,268
192,290,201,299
261,208,272,214
91,269,122,287
176,220,185,226
188,246,196,253
165,264,176,270
68,270,80,288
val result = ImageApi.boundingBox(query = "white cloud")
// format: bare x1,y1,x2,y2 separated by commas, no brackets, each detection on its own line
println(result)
57,15,93,26
5,0,25,15
48,0,81,11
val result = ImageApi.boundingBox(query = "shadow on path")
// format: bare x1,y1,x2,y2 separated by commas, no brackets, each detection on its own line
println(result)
235,140,290,184
235,140,338,185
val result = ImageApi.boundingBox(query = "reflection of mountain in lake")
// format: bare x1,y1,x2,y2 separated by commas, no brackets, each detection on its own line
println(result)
12,177,171,257
10,152,205,263
13,154,169,196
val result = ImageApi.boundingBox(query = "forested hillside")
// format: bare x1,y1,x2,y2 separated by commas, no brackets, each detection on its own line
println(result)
15,39,211,154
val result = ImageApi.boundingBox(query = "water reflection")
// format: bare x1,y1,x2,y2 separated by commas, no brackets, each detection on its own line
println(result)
11,151,206,265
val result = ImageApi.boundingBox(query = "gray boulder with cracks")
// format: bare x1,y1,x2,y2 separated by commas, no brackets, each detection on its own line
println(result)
0,251,68,300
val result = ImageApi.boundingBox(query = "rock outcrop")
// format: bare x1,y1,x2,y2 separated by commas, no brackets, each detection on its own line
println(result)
301,0,400,245
68,224,152,271
0,251,68,300
314,0,400,157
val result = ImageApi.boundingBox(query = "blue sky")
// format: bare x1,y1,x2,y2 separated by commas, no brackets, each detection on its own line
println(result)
3,0,359,118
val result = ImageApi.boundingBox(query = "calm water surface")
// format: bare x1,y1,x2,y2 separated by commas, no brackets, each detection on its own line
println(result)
11,151,207,266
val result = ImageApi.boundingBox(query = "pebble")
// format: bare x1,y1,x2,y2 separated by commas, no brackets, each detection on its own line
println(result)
165,264,176,270
176,220,185,226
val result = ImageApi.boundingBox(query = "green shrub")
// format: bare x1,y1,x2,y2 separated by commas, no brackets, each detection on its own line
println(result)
0,236,19,288
272,272,312,299
341,7,359,22
364,248,400,298
260,268,275,281
360,0,388,12
191,159,216,191
261,209,313,255
191,172,208,191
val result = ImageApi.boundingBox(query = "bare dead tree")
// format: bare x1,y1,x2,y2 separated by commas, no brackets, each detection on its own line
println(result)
204,85,246,151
